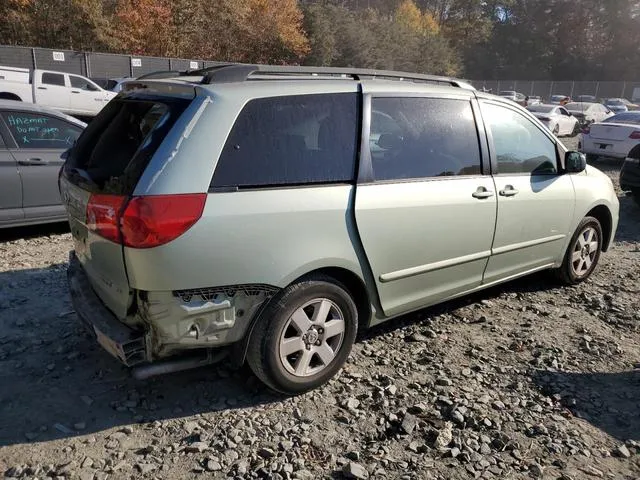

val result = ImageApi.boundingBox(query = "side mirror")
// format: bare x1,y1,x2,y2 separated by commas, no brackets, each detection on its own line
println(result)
377,133,403,150
565,151,587,173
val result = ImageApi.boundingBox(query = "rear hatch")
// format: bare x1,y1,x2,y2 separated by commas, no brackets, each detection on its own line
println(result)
590,122,638,141
59,89,193,319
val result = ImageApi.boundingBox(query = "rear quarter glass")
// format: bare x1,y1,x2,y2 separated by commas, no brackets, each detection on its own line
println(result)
63,96,191,195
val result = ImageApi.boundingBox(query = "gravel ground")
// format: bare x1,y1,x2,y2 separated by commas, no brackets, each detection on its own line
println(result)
1,137,639,480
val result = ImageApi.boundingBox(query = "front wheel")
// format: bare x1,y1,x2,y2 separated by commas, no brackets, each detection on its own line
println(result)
554,216,603,285
246,275,358,395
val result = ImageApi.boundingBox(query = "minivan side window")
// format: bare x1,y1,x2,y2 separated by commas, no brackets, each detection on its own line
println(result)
212,93,358,189
1,112,82,149
41,73,66,87
369,97,482,181
482,103,558,175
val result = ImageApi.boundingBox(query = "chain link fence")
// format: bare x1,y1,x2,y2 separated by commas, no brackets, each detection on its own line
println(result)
472,80,640,101
2,45,640,101
0,45,204,80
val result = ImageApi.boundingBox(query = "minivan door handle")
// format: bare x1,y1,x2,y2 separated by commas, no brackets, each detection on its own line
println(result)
472,187,494,199
499,185,519,197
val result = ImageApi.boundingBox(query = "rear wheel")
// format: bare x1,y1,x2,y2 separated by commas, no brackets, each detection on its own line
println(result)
570,121,581,137
246,275,358,395
554,216,603,285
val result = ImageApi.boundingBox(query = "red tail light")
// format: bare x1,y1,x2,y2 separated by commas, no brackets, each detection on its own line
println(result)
120,194,206,248
86,193,206,248
86,194,126,243
629,131,640,139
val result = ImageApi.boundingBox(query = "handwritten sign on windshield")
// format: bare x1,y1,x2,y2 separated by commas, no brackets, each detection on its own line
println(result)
3,113,80,148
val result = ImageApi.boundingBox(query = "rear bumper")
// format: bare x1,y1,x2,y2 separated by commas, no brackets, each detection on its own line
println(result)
68,252,147,366
581,137,630,159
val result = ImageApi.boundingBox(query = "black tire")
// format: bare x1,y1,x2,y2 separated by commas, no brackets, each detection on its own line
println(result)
554,216,603,285
246,275,358,395
570,121,581,137
0,93,21,101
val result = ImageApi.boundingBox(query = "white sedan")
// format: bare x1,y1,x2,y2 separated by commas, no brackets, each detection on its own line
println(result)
579,111,640,161
565,102,614,126
526,104,580,136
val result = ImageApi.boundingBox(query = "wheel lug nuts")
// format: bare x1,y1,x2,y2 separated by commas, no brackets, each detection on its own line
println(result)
315,340,321,346
318,328,324,334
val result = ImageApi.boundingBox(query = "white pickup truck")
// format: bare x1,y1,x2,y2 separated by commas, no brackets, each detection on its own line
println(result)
0,66,117,117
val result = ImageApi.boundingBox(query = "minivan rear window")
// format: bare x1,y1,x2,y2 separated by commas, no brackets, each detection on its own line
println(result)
64,97,190,194
211,93,359,189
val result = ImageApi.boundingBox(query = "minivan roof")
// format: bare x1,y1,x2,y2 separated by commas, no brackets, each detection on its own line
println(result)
130,63,476,91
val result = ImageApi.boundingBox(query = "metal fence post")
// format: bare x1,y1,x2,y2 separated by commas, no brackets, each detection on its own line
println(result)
129,56,134,77
530,81,535,96
169,58,173,70
595,82,599,99
570,81,575,98
622,81,627,98
31,47,37,69
549,82,554,100
84,52,91,77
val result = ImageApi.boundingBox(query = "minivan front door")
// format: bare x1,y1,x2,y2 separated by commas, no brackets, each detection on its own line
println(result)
355,94,497,318
480,101,574,284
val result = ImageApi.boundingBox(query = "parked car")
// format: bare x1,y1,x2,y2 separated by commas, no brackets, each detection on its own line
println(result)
528,96,542,105
550,95,571,105
0,100,85,228
576,95,597,103
104,77,135,93
499,90,527,106
60,64,619,394
564,102,614,125
0,66,116,117
604,98,629,113
620,143,640,206
526,104,580,136
579,111,640,162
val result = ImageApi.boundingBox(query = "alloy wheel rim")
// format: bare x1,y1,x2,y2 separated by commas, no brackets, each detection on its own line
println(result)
278,298,345,377
571,226,599,277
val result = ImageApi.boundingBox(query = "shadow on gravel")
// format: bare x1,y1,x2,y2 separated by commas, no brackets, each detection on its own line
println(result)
532,369,640,441
0,264,282,448
0,222,69,243
360,270,560,341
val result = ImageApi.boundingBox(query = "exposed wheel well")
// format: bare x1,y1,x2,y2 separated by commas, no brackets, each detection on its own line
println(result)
586,205,613,251
304,267,372,333
0,92,22,101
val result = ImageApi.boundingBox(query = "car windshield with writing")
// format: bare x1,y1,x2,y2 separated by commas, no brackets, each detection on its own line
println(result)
2,112,82,148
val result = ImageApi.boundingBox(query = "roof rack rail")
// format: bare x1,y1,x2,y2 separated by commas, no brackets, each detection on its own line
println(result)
136,70,181,80
199,64,474,89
